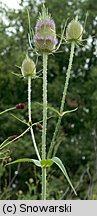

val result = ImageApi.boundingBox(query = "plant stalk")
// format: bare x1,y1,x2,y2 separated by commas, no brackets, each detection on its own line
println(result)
42,53,48,200
0,128,30,150
0,107,16,115
47,42,75,159
28,76,41,161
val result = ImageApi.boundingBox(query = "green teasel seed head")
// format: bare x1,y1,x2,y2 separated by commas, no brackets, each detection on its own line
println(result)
34,5,58,53
66,19,83,43
21,55,36,78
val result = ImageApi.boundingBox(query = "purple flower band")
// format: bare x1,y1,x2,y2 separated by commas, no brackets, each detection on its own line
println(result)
54,38,58,45
33,35,58,45
35,19,56,31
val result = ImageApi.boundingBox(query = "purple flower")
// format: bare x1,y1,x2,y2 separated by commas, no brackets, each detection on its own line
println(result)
34,35,58,46
35,19,56,32
34,7,57,53
33,33,58,52
54,38,58,45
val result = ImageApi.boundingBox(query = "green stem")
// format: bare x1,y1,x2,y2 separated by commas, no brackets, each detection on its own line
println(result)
0,127,29,150
0,107,16,115
47,42,75,159
28,76,41,161
42,53,48,200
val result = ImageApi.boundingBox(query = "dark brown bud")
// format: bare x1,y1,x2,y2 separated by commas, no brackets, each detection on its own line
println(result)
16,103,26,109
66,98,78,108
8,135,18,141
36,123,43,130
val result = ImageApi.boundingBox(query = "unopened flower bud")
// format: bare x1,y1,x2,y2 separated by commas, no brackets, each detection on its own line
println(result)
21,55,36,78
66,19,83,43
8,157,12,162
18,190,23,195
16,103,26,109
34,5,58,53
29,178,34,183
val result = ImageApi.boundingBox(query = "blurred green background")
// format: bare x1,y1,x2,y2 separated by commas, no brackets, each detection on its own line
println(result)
0,0,97,200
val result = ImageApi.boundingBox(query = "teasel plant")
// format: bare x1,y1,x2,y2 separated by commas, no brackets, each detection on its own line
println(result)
48,13,88,159
0,4,87,200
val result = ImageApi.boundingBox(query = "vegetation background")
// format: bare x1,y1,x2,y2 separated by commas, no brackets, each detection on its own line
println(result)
0,0,97,200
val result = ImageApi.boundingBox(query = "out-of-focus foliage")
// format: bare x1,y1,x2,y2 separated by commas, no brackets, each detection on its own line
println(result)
0,0,97,199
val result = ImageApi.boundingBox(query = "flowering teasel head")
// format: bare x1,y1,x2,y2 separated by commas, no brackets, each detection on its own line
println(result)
66,18,83,45
21,55,36,78
33,5,58,53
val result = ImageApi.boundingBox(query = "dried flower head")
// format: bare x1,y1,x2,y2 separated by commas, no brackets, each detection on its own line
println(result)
66,19,83,44
21,55,36,78
34,5,58,53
